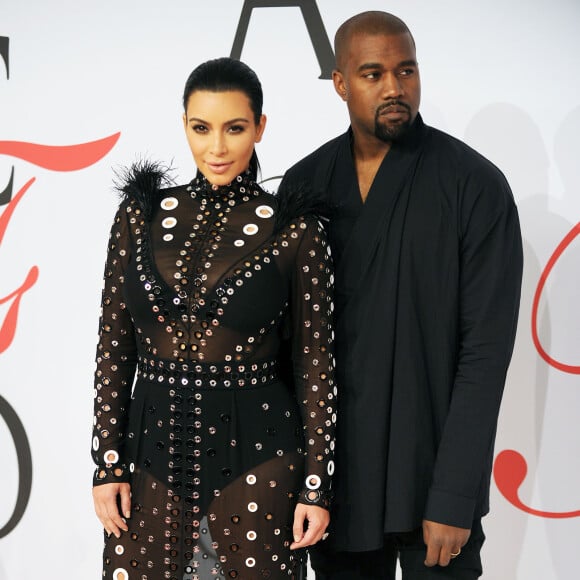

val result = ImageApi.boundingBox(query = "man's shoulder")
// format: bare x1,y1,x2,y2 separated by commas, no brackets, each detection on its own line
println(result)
423,123,515,210
285,132,346,179
425,124,505,179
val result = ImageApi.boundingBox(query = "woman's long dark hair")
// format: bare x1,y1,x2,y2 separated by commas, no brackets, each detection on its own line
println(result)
183,57,263,179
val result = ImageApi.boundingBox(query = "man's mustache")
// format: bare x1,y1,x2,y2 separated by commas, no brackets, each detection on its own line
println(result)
376,100,411,114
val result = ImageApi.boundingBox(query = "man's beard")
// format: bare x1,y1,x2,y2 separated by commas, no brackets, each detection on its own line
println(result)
374,100,412,142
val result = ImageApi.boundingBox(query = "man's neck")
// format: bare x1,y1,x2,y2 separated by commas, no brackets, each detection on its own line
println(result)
351,129,392,163
351,129,391,202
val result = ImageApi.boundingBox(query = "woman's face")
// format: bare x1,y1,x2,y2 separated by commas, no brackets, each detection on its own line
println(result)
183,90,266,186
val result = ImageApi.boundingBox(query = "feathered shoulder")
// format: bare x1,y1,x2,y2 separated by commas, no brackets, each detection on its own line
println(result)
114,160,174,221
273,180,330,233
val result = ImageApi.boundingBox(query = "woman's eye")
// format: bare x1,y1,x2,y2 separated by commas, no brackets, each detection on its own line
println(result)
192,124,207,133
228,125,245,134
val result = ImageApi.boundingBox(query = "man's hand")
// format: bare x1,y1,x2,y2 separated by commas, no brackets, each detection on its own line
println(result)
422,519,471,567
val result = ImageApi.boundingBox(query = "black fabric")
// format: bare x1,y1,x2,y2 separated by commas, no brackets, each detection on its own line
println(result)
309,519,484,579
278,114,523,551
92,171,337,579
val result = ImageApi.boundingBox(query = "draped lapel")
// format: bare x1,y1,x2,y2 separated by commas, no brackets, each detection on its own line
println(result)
335,119,426,310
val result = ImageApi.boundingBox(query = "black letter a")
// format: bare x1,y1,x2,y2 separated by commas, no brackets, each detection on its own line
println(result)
230,0,334,79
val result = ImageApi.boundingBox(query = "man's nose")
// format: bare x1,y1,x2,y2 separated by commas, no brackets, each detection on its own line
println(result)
381,72,403,99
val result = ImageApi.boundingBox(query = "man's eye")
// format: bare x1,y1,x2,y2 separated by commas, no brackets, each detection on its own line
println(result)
364,72,380,79
400,68,415,77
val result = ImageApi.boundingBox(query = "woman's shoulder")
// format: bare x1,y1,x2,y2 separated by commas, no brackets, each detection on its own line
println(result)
272,182,329,234
114,159,175,219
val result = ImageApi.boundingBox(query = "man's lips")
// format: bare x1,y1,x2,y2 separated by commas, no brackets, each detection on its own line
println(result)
378,101,411,118
379,105,409,117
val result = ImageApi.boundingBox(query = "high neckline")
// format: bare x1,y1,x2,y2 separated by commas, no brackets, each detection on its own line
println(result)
187,170,260,203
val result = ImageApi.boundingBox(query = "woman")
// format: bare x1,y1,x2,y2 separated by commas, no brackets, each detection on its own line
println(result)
91,57,336,580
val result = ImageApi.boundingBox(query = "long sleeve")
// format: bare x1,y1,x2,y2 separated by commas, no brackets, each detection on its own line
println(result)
91,200,138,486
424,166,523,527
290,217,337,509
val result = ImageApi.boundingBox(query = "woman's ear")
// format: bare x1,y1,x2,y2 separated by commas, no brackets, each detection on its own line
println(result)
255,114,267,143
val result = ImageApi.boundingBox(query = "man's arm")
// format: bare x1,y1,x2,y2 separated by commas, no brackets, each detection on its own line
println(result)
423,164,523,561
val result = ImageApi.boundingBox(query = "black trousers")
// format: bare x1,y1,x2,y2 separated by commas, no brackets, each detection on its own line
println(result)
309,520,484,580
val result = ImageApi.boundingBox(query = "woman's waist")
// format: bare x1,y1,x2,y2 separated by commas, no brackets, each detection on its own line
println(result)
137,355,279,389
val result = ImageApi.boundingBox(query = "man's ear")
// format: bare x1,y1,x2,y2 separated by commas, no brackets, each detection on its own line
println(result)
332,70,347,101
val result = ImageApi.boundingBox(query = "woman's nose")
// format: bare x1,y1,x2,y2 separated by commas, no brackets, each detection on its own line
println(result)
210,133,227,156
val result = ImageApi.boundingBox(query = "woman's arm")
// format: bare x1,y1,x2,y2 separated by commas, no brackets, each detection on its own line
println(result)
91,200,138,536
287,217,337,548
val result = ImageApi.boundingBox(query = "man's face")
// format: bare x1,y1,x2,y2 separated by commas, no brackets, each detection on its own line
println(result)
333,32,421,144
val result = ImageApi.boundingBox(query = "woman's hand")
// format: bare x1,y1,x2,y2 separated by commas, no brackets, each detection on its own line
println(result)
290,504,330,549
92,482,131,538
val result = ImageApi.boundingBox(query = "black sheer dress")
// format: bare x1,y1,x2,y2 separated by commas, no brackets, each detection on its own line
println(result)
91,167,336,580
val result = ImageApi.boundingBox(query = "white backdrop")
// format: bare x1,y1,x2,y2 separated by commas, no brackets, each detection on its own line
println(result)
1,1,579,578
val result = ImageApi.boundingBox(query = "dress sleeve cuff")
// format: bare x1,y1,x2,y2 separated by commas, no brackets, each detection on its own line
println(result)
93,463,131,487
297,487,332,510
423,488,476,529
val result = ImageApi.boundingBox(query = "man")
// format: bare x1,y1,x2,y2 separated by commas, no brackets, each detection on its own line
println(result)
279,11,523,580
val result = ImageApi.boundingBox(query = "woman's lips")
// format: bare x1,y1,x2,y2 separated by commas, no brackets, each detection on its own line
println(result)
206,162,233,174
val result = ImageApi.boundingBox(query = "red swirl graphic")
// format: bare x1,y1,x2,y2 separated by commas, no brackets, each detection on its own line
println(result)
0,36,121,538
531,222,580,374
494,450,580,518
0,132,120,354
0,177,33,244
0,133,120,171
0,266,38,355
494,224,580,518
0,178,38,354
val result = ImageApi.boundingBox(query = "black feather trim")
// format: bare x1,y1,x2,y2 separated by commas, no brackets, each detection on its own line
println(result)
273,180,331,233
113,159,174,221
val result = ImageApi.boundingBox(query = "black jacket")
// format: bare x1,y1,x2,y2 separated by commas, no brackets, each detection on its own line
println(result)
278,114,523,551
